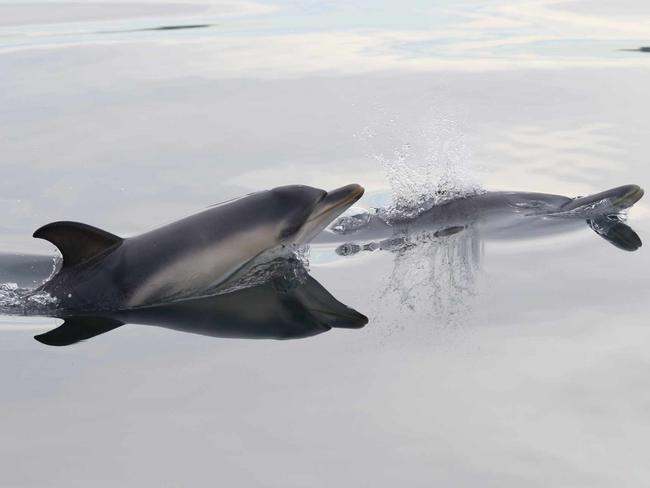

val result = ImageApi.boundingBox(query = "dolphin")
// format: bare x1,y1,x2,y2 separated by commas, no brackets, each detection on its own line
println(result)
315,184,644,253
33,271,368,347
31,184,364,310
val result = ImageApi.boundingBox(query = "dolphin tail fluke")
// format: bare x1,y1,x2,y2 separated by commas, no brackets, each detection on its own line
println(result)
33,221,123,269
587,217,642,251
34,316,124,346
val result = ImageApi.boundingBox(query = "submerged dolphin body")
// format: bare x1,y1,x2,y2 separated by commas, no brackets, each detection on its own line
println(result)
316,184,644,253
32,184,364,310
34,272,368,346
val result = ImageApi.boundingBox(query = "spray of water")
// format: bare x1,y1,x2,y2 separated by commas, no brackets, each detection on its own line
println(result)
358,112,482,222
211,244,311,295
0,253,59,316
352,110,486,329
0,283,58,316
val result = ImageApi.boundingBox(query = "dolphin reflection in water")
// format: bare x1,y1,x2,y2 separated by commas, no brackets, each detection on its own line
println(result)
34,267,368,347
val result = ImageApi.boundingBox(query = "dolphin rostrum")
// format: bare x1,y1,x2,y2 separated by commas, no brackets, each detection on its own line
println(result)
32,184,364,310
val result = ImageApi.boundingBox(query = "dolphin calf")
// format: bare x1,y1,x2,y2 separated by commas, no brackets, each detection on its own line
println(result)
32,184,364,310
316,184,644,253
33,271,368,347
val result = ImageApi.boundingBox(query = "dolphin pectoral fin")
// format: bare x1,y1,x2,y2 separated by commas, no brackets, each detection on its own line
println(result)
34,316,124,346
587,217,642,252
33,221,123,269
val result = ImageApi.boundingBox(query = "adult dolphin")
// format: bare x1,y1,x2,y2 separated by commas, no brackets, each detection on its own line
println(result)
31,184,364,310
316,184,644,253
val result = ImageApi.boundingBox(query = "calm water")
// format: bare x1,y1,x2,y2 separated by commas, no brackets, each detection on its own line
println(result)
1,1,650,486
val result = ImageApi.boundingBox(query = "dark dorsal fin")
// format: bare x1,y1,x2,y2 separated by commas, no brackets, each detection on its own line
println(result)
33,221,123,268
34,316,124,346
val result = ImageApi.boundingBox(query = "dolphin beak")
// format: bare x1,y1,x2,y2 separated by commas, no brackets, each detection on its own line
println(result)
318,184,365,216
311,183,365,223
297,184,365,243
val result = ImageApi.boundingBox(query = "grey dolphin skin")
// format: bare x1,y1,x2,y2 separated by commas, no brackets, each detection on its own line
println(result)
34,272,368,347
317,184,644,253
32,184,364,311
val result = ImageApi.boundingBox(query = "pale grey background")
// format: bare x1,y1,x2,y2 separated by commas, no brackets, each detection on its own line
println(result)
1,1,649,486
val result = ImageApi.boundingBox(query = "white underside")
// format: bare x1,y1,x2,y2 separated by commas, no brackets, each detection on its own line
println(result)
127,224,279,307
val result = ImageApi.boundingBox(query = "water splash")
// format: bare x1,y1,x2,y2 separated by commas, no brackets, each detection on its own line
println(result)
373,227,483,333
358,112,483,222
215,245,311,295
336,112,486,328
0,283,58,316
0,253,59,316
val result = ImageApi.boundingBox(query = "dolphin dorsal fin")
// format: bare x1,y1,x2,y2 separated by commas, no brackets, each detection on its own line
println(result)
33,221,123,268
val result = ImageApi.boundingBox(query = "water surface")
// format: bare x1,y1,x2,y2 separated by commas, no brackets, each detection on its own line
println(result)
1,1,649,486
